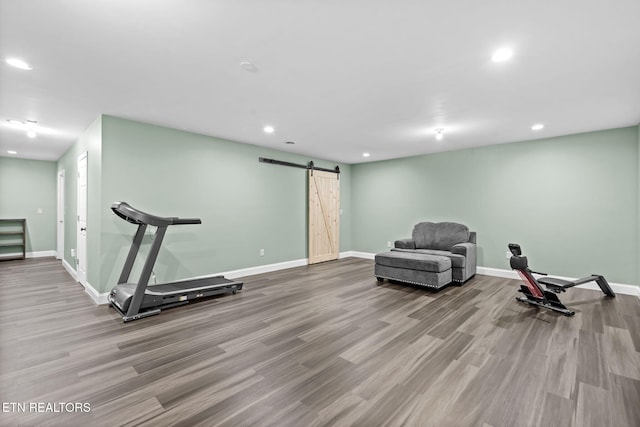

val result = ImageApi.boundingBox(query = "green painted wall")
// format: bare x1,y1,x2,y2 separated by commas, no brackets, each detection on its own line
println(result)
0,157,57,254
352,127,639,285
51,116,640,293
56,117,102,287
64,115,351,294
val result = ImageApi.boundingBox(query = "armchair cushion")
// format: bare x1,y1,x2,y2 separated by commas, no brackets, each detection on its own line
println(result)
375,251,451,272
392,248,466,268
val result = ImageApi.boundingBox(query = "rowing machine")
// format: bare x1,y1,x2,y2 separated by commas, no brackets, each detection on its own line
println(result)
508,243,615,316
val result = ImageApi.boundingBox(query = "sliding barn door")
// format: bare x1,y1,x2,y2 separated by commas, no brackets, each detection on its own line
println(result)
308,170,340,264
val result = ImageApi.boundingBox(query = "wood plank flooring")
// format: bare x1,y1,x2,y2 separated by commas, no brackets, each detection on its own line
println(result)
1,257,639,426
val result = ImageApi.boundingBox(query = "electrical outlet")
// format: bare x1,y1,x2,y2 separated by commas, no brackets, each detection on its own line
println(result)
260,248,265,256
71,248,76,257
37,208,43,214
387,241,392,248
506,249,512,259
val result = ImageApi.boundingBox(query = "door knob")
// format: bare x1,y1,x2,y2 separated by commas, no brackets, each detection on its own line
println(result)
80,227,86,231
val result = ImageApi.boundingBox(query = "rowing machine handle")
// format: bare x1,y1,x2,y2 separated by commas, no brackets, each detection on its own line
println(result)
530,270,547,276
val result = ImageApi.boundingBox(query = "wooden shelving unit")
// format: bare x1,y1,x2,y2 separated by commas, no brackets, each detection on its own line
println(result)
0,219,26,261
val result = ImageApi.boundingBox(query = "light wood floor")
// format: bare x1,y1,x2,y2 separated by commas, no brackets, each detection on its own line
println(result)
1,257,639,427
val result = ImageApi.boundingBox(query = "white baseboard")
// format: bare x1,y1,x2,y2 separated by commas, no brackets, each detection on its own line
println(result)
4,250,58,258
222,251,377,277
348,252,639,297
220,258,309,279
476,266,519,280
341,251,375,260
60,258,109,304
62,258,78,281
213,251,367,280
84,282,110,305
577,281,640,297
2,251,56,259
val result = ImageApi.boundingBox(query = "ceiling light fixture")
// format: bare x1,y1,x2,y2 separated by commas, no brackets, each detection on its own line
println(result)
7,119,25,128
7,150,17,155
6,58,32,70
362,152,370,158
6,119,41,138
263,125,275,134
491,48,513,62
435,128,444,141
531,123,544,131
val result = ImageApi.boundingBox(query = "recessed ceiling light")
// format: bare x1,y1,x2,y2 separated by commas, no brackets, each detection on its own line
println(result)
531,123,544,131
435,128,445,141
491,48,513,62
7,150,17,154
263,125,275,134
362,152,370,158
240,61,258,72
6,58,32,70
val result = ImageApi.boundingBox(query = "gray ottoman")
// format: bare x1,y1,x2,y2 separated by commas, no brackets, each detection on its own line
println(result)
375,251,452,289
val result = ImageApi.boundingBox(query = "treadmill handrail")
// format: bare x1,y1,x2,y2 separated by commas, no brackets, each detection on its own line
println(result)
111,201,201,227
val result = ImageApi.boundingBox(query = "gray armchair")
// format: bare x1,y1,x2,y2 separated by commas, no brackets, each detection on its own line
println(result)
392,222,477,283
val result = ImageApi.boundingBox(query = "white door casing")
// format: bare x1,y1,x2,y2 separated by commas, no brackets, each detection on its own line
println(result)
57,170,65,260
77,152,88,286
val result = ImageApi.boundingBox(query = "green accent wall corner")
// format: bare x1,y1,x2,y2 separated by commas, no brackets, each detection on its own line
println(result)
352,127,639,285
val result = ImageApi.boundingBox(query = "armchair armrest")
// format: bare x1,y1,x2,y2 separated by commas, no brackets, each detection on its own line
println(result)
394,239,416,250
451,242,474,256
452,242,477,282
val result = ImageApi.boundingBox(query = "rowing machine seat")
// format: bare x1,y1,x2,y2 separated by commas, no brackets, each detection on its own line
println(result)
538,276,572,289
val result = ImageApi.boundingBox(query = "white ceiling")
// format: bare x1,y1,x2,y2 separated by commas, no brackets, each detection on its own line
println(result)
1,0,639,164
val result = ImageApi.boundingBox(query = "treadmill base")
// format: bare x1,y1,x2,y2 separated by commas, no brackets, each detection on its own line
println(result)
109,278,242,322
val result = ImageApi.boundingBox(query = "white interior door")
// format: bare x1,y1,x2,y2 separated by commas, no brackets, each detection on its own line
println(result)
57,170,65,260
77,153,88,286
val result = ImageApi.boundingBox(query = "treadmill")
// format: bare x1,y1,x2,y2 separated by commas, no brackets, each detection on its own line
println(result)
108,201,243,322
